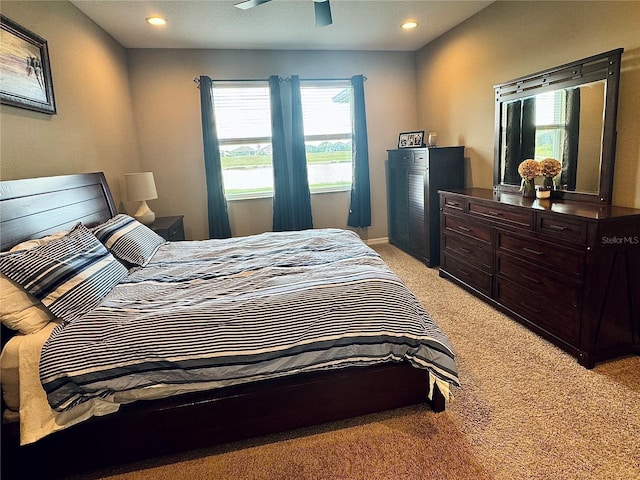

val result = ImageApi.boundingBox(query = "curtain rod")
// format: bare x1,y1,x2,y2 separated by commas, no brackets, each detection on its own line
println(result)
298,76,367,82
194,76,366,85
193,78,268,85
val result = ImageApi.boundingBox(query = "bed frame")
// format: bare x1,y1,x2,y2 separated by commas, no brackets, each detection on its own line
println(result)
0,172,446,478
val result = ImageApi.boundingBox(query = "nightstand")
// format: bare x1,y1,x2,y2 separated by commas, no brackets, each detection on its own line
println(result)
148,215,185,241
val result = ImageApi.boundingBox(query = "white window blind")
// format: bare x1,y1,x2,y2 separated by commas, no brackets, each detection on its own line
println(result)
213,82,273,197
534,89,566,160
211,80,354,198
300,81,352,192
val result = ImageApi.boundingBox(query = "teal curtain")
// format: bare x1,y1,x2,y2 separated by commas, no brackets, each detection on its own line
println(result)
347,75,371,228
270,75,313,231
503,101,522,184
289,76,313,230
521,97,536,161
503,97,536,185
270,75,292,231
198,76,232,239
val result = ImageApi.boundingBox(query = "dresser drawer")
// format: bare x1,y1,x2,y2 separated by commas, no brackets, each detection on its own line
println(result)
443,232,493,271
441,194,464,212
166,220,184,241
536,213,588,245
496,252,581,317
469,200,533,228
443,214,492,244
496,231,584,278
441,253,492,297
150,216,185,241
413,150,426,167
496,278,580,345
389,149,426,167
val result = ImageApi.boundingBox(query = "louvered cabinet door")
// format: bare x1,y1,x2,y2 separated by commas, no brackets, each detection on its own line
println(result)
386,147,465,267
407,167,428,258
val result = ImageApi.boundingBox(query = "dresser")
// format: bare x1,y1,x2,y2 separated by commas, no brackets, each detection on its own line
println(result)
439,188,640,368
386,147,464,266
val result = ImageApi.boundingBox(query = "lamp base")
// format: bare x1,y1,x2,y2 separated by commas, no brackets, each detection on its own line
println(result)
133,200,156,225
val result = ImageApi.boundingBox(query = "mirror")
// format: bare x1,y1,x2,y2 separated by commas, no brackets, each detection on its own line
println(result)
493,49,623,204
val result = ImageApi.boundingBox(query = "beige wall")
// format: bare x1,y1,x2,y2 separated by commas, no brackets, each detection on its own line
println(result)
3,1,638,243
415,1,640,209
0,1,140,210
126,49,417,240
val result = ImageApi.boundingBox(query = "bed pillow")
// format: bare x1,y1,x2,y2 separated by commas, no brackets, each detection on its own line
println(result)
91,214,165,267
0,274,55,334
0,223,128,323
9,230,69,252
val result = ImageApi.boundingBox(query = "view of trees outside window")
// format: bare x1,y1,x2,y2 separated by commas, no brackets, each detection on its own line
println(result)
212,81,353,198
534,90,566,160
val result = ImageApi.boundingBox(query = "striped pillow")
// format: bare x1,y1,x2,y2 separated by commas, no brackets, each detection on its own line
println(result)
0,223,128,323
92,214,165,267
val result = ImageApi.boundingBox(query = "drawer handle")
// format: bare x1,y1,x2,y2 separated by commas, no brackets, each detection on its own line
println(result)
459,269,472,277
521,274,541,284
547,224,569,231
520,301,542,313
448,201,461,207
458,247,472,254
457,226,472,232
522,247,544,256
488,210,503,216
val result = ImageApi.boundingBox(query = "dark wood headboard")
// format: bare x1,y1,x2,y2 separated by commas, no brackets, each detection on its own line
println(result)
0,172,116,252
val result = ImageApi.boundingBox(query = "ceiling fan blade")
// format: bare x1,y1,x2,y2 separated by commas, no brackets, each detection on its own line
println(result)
314,0,332,27
234,0,272,10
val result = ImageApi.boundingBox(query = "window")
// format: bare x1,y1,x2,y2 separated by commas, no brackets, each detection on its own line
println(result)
534,90,566,160
300,81,352,192
212,80,353,198
212,82,273,197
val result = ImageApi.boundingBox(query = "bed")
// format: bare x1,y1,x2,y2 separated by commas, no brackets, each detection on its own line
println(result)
0,172,459,478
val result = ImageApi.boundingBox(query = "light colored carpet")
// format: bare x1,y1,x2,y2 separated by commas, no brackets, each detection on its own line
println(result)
74,244,640,480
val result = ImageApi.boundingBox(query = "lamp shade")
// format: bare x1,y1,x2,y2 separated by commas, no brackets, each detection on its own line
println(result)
125,172,158,201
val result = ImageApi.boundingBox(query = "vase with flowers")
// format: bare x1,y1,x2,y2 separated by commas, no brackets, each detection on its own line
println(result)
539,157,562,190
517,159,541,198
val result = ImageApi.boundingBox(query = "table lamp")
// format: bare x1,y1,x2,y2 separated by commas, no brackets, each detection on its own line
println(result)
125,172,158,225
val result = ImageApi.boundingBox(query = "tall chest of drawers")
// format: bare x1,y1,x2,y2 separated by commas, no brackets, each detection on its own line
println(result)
439,188,640,368
386,147,465,266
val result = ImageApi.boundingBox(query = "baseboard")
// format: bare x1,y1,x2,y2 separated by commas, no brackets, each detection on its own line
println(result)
366,237,389,246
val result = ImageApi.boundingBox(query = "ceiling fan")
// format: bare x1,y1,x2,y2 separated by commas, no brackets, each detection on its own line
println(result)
234,0,333,27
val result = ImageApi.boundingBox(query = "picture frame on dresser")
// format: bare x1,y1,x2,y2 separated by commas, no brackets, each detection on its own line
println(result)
0,15,56,114
398,130,424,148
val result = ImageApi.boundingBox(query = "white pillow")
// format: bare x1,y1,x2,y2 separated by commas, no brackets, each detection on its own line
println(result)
9,231,69,252
0,333,22,411
0,274,55,334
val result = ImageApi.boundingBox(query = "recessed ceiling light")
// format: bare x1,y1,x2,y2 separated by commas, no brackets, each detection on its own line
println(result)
145,16,167,26
402,21,418,30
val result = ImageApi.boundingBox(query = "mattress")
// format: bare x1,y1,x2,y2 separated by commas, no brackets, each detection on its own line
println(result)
5,228,460,445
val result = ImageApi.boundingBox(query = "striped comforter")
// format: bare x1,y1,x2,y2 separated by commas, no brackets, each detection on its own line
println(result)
39,229,459,411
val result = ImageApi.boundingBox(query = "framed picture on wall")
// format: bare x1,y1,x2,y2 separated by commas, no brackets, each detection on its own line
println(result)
0,14,56,114
398,130,424,148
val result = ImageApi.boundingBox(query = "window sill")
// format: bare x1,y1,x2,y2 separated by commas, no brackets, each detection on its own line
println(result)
226,191,273,202
226,185,351,202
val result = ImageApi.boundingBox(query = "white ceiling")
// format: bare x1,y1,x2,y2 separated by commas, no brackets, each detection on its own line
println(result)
70,0,493,52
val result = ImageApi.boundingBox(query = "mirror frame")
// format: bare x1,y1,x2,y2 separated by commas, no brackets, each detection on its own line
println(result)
493,48,623,204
